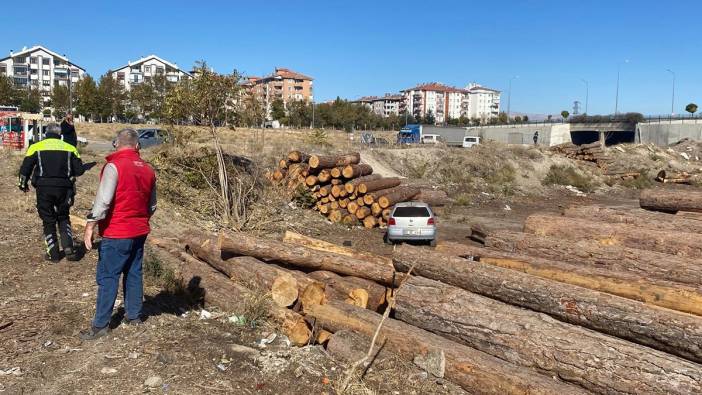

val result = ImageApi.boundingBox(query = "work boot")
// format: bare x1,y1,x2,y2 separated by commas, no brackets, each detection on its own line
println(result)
59,220,77,260
44,233,61,262
79,325,110,341
64,245,80,262
122,317,144,327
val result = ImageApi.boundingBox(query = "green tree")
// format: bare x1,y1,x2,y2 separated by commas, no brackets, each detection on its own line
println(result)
19,88,42,113
96,74,126,121
514,115,523,123
51,83,71,118
497,112,508,124
523,115,529,122
425,110,436,125
74,75,99,120
285,100,312,128
561,110,570,121
0,76,20,107
685,103,698,118
270,98,286,122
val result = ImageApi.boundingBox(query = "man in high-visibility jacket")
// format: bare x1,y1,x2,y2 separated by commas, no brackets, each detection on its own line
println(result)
19,123,84,262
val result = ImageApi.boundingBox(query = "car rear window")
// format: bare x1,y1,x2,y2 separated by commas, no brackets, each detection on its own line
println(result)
393,207,430,217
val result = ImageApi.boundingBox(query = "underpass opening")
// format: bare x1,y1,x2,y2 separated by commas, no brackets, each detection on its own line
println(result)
570,130,636,146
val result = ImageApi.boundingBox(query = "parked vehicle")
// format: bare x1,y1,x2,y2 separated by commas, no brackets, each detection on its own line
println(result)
421,134,445,144
137,128,170,148
397,124,470,146
384,202,437,246
462,136,481,148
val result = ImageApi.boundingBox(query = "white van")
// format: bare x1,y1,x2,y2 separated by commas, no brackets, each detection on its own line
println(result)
421,134,444,144
462,136,481,148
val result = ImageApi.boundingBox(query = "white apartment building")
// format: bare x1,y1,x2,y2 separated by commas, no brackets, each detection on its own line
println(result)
110,55,190,90
463,83,501,120
0,46,85,106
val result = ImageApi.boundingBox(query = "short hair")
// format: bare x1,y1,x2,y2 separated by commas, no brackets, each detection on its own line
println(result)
45,123,61,135
115,128,139,147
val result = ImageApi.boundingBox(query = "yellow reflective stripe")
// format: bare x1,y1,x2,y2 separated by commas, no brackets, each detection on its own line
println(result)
25,138,80,158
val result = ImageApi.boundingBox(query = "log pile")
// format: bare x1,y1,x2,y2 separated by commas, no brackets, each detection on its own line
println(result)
550,142,640,179
270,150,428,228
146,219,702,394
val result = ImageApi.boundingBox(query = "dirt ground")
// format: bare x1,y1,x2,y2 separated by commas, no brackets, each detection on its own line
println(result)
1,123,685,394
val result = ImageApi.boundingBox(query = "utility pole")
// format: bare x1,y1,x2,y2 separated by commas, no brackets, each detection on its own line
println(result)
507,75,518,122
580,79,589,115
311,100,315,129
666,68,675,115
614,60,628,116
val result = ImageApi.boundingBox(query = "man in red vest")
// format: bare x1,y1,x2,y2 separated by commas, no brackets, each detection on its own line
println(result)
80,128,156,340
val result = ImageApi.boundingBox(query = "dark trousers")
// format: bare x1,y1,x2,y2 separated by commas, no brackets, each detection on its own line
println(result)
35,186,74,254
92,236,147,328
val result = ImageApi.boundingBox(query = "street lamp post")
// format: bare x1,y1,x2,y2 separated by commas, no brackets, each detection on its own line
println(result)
507,75,518,122
580,79,589,115
614,60,629,116
311,100,315,129
666,69,675,116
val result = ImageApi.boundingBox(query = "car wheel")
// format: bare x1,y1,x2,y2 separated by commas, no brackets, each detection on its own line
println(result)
429,239,437,247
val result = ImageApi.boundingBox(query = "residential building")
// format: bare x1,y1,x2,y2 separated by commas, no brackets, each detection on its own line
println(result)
110,54,190,90
401,83,466,123
352,94,404,118
0,45,85,106
463,83,501,120
244,67,314,117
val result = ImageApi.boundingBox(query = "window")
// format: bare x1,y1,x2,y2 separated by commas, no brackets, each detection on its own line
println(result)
117,72,125,81
42,58,50,66
393,207,430,217
43,80,50,86
0,65,6,75
156,66,164,74
13,66,27,75
15,57,26,64
30,57,37,64
43,70,49,76
144,65,151,73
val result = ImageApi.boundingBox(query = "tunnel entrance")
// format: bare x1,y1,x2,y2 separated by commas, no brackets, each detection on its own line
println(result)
570,131,636,146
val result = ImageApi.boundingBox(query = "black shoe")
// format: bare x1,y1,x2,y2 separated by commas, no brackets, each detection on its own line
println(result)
44,251,61,263
79,325,110,340
64,246,80,262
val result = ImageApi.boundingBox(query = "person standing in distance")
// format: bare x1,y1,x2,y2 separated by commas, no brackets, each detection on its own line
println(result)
80,129,157,340
18,123,84,261
60,113,78,148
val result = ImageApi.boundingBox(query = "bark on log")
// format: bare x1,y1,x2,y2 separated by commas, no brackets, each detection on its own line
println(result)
414,189,451,206
481,230,702,288
363,186,401,205
395,276,702,395
357,178,402,194
309,152,361,170
305,301,588,395
524,214,702,258
564,205,702,234
282,231,393,269
394,244,702,364
345,174,382,194
640,188,702,213
287,150,310,163
307,270,387,311
378,187,420,209
342,163,373,179
218,232,402,286
326,329,374,364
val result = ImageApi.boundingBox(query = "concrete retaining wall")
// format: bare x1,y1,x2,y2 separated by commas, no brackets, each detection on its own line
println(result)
637,121,702,146
466,124,569,146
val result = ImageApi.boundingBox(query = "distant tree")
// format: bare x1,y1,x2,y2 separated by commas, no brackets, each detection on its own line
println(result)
685,103,698,118
74,75,99,121
96,74,126,122
561,110,570,121
522,115,529,122
270,98,286,122
0,76,20,107
497,112,508,124
547,114,553,122
425,110,436,125
513,116,522,123
285,100,312,128
19,88,42,113
51,83,71,118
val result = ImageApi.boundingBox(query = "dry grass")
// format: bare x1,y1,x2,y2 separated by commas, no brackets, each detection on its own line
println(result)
542,164,597,192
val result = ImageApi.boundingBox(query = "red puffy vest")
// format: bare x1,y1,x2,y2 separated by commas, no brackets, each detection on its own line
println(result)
98,149,156,238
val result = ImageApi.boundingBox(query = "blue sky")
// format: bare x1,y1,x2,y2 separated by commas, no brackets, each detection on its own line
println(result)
5,0,699,115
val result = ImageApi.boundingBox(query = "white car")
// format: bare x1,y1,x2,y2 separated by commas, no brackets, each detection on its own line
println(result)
462,136,480,148
421,134,444,144
384,202,437,246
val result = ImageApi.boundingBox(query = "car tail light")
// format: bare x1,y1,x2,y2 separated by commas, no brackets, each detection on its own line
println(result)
427,217,435,225
388,217,396,225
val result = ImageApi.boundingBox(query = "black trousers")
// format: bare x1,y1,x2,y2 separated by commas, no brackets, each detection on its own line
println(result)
35,186,74,254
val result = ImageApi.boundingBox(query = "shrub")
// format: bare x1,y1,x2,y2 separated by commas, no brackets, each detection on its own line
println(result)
542,164,596,192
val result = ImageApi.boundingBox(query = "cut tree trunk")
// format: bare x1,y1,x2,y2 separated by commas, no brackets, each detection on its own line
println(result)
282,231,393,269
318,169,332,183
378,186,420,208
524,214,702,258
563,205,702,234
319,204,331,215
345,174,382,194
330,166,344,179
370,202,382,216
307,270,387,311
331,185,343,198
363,186,401,205
346,201,359,214
338,198,349,209
640,188,702,213
479,230,702,288
394,244,702,364
218,232,402,286
309,152,360,170
287,150,310,163
342,164,373,179
356,178,402,194
305,175,318,187
342,214,358,226
278,159,289,169
305,301,589,395
363,215,377,228
395,276,702,395
319,185,332,197
328,209,349,223
438,240,702,318
272,169,287,182
355,206,371,219
414,189,451,206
